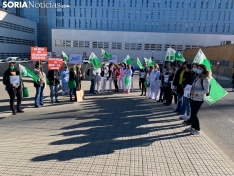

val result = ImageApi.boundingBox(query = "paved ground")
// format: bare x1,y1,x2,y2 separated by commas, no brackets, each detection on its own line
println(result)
0,78,234,175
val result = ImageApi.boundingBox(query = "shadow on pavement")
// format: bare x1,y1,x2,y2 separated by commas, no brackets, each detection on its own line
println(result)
31,95,190,162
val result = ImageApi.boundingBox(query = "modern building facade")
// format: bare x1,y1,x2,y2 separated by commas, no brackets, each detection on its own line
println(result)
52,29,234,63
1,0,233,50
0,9,37,59
184,43,234,78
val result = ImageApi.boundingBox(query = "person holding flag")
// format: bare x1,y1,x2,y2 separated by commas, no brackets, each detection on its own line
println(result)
185,64,211,135
3,62,24,115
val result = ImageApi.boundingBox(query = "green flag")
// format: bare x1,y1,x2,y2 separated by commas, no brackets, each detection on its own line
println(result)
148,60,155,67
124,55,132,65
137,58,144,69
19,64,38,82
175,52,185,62
165,48,176,62
101,49,112,59
62,51,69,61
193,49,227,105
88,52,102,70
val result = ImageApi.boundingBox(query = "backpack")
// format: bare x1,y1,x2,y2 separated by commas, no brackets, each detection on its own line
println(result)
86,69,90,76
201,79,211,96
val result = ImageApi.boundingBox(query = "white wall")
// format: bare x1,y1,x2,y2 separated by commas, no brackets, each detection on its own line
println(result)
52,29,234,63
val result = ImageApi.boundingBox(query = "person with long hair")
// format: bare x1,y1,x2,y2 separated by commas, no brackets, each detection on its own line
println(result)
47,69,60,103
120,63,127,92
69,65,77,101
3,62,24,114
164,67,176,106
101,63,109,91
108,63,114,91
149,64,161,100
34,62,46,107
113,63,121,92
185,64,211,135
76,64,83,91
61,65,69,95
124,65,133,94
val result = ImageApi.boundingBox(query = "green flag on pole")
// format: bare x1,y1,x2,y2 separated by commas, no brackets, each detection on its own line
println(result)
62,51,69,62
88,52,102,70
193,49,228,105
175,52,185,62
124,55,132,65
137,58,144,69
165,48,185,62
101,49,112,59
19,64,38,82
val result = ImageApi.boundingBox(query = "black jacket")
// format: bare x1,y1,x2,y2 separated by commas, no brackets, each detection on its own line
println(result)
173,68,185,87
69,70,77,81
3,69,22,91
182,71,195,88
47,70,60,85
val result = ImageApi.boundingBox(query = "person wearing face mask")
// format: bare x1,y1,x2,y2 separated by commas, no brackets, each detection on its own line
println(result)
61,65,70,95
149,64,161,100
47,69,60,103
184,64,211,135
173,62,187,114
164,67,176,106
34,62,46,107
139,68,147,96
108,63,114,91
112,63,121,92
120,63,127,92
101,63,109,92
124,65,133,94
69,65,77,101
192,63,198,81
3,62,24,115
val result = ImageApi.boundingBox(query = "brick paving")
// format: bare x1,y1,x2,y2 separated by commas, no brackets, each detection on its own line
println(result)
0,80,234,176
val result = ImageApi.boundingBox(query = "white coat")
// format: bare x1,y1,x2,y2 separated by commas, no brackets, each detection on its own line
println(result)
149,70,161,100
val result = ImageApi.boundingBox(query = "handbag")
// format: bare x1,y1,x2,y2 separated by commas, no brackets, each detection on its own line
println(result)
22,87,29,97
68,80,77,89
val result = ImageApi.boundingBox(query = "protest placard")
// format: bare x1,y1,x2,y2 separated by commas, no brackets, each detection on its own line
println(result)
48,58,63,70
31,47,47,60
69,53,82,64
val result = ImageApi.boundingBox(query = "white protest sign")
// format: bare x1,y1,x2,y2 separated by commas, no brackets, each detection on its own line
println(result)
183,84,192,98
164,75,169,83
109,55,117,63
69,53,82,64
10,76,20,86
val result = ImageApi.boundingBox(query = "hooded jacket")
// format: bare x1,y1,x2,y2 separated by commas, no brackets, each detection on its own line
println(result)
191,71,212,101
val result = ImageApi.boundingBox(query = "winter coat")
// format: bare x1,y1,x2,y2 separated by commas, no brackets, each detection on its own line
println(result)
47,70,60,85
3,69,22,91
182,71,195,88
191,71,211,101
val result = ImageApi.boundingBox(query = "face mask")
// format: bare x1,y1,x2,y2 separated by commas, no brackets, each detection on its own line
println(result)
10,66,14,70
197,69,202,74
169,70,172,73
192,68,197,73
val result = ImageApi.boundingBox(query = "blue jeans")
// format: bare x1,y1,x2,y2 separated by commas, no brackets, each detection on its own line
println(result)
90,79,95,94
181,97,190,116
35,86,44,107
176,92,185,113
49,85,58,101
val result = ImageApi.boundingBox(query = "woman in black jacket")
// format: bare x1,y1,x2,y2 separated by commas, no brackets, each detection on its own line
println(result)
165,67,176,106
69,65,77,101
76,64,83,91
3,62,24,115
47,69,60,103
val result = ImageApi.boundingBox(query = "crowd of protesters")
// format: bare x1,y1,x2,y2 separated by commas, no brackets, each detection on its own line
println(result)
3,61,211,136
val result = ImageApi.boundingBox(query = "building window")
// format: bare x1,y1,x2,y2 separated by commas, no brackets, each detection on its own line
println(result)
179,22,182,31
231,0,234,8
199,11,201,20
215,23,218,32
193,11,196,20
206,0,209,8
134,21,136,29
74,8,76,17
144,44,150,50
131,43,136,50
129,10,131,19
176,0,179,8
223,11,226,20
151,21,154,31
96,20,98,28
106,9,109,18
211,11,213,20
186,22,189,31
56,19,63,27
95,9,97,17
177,45,183,51
223,23,226,32
102,9,104,18
167,22,170,31
137,44,142,50
85,41,90,48
91,9,93,17
122,20,125,30
75,19,77,28
117,9,119,18
130,0,132,7
174,22,177,31
218,11,221,20
182,0,184,8
158,1,160,8
113,9,115,18
181,10,184,20
80,8,82,17
228,12,231,21
135,0,137,7
79,0,82,6
153,0,155,7
69,9,71,17
163,10,166,20
101,20,103,29
203,23,206,32
125,43,130,49
107,20,109,29
97,0,99,6
140,10,142,18
165,0,167,8
158,10,160,19
112,42,116,49
191,22,194,31
201,0,204,8
210,23,213,32
135,10,137,18
151,11,154,19
108,0,110,6
84,9,86,17
129,21,131,29
186,11,189,20
206,11,208,20
79,41,84,47
90,0,92,6
198,22,201,31
79,19,81,28
169,10,172,20
68,19,70,27
90,19,92,28
194,0,197,8
227,23,230,32
118,20,120,29
174,10,177,20
113,0,115,7
101,0,104,6
146,10,149,19
145,21,147,30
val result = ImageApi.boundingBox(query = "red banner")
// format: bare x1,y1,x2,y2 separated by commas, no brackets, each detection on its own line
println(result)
31,47,47,60
48,58,63,70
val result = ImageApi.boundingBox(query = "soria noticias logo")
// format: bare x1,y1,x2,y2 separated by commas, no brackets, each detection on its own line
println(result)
2,1,70,8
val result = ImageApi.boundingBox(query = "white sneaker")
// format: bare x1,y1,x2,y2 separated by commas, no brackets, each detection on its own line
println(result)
180,115,190,121
190,130,200,135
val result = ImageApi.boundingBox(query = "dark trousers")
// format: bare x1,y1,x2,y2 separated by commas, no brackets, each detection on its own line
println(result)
173,94,178,104
162,86,167,102
140,78,146,95
90,79,95,93
159,87,164,101
70,88,77,100
139,79,141,89
114,80,119,91
165,87,172,104
7,89,22,112
190,100,204,131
